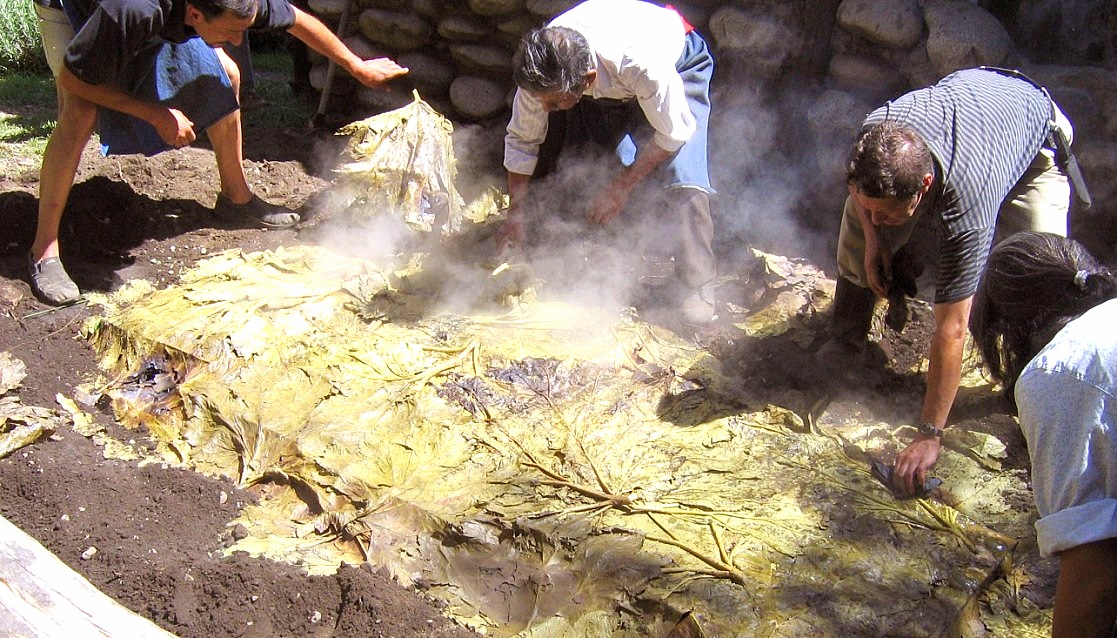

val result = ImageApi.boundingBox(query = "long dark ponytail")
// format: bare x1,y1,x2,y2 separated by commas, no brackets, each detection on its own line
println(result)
970,232,1117,405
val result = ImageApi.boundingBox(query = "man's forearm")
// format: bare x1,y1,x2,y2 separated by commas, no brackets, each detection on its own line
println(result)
287,7,359,73
620,144,671,189
507,171,531,211
58,67,159,123
920,298,972,429
920,333,963,428
847,191,886,296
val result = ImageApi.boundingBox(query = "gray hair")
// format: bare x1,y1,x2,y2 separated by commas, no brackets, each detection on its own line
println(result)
512,26,593,94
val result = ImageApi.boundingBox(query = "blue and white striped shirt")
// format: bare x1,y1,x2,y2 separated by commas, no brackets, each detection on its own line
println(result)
863,68,1052,303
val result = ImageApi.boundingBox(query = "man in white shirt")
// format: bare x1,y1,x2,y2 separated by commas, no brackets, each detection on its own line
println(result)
497,0,717,325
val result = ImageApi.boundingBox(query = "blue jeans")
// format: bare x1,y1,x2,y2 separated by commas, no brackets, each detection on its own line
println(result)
57,0,238,156
534,30,715,194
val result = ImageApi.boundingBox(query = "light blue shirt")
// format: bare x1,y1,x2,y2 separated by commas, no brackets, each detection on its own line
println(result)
1016,298,1117,557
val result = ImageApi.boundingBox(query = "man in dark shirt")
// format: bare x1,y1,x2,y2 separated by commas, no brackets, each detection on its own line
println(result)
825,68,1079,497
30,0,408,305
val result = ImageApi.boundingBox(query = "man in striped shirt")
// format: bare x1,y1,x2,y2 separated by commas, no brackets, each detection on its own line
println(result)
828,67,1078,496
497,0,717,325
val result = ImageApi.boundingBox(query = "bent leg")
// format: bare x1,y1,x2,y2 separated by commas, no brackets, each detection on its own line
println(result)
208,46,252,203
672,188,716,288
670,188,717,324
206,47,299,228
31,89,98,304
32,3,73,113
995,147,1071,244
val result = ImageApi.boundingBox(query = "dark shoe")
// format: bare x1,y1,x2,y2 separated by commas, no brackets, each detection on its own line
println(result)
885,246,923,332
214,194,300,229
885,291,910,332
828,277,877,348
817,278,889,377
289,80,314,98
28,253,80,306
680,282,716,325
239,90,268,113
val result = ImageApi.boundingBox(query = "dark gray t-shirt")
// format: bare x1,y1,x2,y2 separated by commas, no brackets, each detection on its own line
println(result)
863,68,1052,303
61,0,296,86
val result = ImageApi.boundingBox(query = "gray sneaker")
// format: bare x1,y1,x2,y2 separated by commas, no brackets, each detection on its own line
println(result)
680,282,716,325
214,194,300,229
28,253,80,306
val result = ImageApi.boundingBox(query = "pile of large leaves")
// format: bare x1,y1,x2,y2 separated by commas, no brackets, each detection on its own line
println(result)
76,241,1049,637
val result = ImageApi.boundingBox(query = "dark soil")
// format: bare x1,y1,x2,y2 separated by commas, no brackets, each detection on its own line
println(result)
0,123,481,638
0,104,1051,635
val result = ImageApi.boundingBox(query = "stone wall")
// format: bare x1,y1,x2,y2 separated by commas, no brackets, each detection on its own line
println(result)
305,0,1117,262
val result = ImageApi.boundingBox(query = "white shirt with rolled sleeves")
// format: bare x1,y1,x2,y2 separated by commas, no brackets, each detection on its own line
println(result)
503,0,696,177
1016,298,1117,558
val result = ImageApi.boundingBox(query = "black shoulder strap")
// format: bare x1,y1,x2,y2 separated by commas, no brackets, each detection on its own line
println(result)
978,66,1092,208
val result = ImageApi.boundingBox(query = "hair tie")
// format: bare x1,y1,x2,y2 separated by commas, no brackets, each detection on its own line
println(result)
1074,270,1090,290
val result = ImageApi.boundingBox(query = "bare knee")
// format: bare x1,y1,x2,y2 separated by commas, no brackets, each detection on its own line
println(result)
56,90,97,139
216,46,241,95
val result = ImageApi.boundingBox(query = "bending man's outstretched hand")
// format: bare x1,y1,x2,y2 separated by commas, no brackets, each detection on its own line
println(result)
351,57,409,88
288,7,408,90
586,180,634,225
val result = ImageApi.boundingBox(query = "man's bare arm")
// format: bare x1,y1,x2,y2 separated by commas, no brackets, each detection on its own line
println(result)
286,7,407,88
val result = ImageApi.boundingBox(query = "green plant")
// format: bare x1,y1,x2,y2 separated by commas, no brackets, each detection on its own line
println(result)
0,71,55,110
0,0,49,74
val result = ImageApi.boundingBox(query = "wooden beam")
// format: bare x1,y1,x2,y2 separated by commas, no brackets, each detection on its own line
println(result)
0,515,176,637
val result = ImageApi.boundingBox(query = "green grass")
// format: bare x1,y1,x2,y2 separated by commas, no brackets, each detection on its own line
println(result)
0,0,49,73
242,49,315,133
0,71,56,110
0,115,50,166
0,72,55,169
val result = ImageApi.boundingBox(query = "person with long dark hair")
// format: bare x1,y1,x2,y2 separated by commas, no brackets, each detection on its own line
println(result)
970,231,1116,638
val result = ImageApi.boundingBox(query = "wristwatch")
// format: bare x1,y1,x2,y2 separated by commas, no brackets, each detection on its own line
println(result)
917,421,944,439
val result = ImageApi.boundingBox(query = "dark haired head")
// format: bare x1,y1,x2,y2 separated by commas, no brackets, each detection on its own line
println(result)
847,121,934,200
512,26,593,94
970,231,1117,404
188,0,258,20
